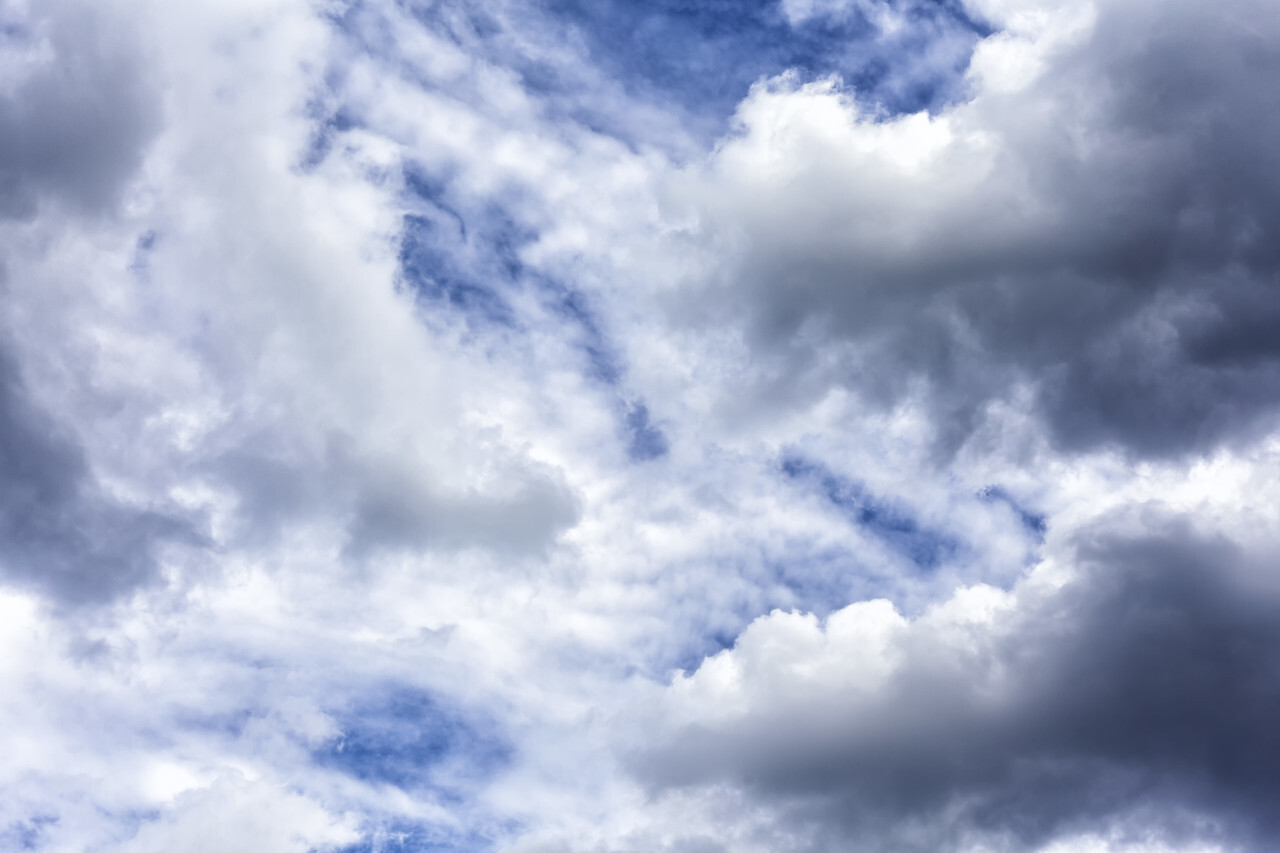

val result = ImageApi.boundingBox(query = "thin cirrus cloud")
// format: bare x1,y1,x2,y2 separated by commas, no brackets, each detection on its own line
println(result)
0,0,1278,852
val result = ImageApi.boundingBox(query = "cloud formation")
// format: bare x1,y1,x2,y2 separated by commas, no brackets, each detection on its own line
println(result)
638,512,1280,851
1,0,1279,851
672,0,1280,457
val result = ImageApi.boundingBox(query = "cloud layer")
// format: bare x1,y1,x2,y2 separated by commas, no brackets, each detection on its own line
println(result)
1,0,1278,851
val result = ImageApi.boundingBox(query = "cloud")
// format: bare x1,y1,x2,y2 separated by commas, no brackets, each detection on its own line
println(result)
0,325,206,604
667,0,1280,458
0,0,159,218
635,511,1280,851
110,778,358,853
0,0,187,604
3,0,1280,851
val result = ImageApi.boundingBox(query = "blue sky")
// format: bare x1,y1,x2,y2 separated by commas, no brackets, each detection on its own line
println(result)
3,0,1280,851
512,0,989,125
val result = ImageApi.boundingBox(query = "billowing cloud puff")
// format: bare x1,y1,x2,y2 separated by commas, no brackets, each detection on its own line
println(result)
670,0,1280,457
636,512,1280,851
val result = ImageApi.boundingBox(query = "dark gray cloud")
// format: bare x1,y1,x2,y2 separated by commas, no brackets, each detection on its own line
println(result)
637,514,1280,851
0,1,159,219
0,342,195,605
687,0,1280,459
0,2,173,605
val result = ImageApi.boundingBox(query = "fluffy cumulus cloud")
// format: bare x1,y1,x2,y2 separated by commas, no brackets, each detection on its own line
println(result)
1,0,1278,851
674,0,1280,458
637,511,1280,851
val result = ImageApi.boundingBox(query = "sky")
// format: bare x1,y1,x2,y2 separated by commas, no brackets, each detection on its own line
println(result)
2,0,1280,851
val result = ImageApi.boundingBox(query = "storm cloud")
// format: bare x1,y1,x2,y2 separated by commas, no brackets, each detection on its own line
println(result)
674,0,1280,457
638,513,1280,851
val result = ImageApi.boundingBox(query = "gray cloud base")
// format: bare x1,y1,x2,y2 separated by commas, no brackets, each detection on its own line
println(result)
0,2,159,219
637,515,1280,851
0,342,195,604
680,0,1280,458
0,3,177,604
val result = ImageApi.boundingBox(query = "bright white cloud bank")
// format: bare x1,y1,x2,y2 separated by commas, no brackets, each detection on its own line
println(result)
2,0,1280,850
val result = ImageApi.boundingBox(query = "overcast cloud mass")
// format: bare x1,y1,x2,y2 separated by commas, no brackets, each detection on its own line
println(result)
2,0,1279,850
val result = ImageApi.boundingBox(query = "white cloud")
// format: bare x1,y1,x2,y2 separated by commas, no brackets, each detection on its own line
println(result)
112,778,358,853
